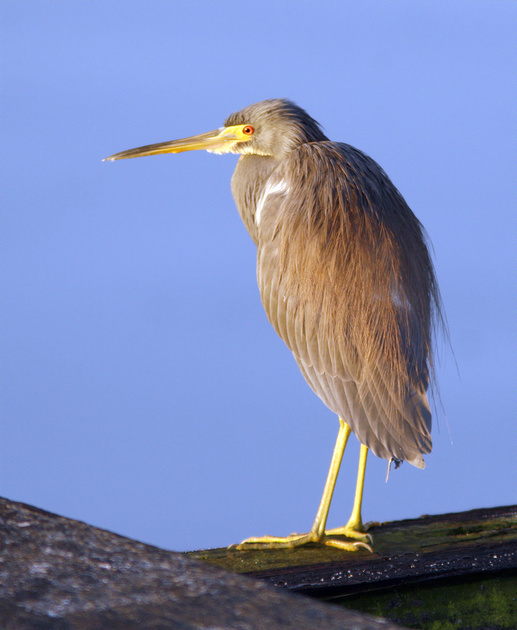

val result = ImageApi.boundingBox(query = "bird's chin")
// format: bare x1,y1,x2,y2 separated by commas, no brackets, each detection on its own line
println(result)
218,144,272,157
206,146,236,155
207,143,246,156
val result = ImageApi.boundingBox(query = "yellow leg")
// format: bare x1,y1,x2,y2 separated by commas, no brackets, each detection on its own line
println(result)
233,418,372,552
325,443,372,546
310,418,351,538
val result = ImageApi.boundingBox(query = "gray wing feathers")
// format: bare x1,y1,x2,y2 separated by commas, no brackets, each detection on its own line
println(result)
255,144,436,466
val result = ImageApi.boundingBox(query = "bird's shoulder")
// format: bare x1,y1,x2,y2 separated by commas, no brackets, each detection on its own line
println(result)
257,140,398,230
286,140,389,183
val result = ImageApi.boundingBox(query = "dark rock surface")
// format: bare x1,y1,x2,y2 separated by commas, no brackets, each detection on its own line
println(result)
0,497,404,629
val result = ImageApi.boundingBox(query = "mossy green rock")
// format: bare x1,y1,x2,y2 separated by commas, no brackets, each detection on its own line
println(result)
189,505,517,629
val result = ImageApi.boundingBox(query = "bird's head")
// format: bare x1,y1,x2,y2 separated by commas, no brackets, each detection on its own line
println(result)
104,99,327,162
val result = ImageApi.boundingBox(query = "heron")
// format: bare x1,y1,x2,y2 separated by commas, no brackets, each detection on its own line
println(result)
105,99,443,552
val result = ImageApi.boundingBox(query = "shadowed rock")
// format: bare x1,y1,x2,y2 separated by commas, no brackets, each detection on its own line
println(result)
0,497,404,629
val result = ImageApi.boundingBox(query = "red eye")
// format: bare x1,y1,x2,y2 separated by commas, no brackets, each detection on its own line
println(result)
242,125,254,136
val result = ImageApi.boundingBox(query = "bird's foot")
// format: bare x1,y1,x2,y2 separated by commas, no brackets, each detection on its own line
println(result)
324,526,373,549
323,517,375,550
230,529,372,552
230,531,318,550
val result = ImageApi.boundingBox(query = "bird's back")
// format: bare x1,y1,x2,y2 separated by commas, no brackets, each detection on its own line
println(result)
252,141,441,466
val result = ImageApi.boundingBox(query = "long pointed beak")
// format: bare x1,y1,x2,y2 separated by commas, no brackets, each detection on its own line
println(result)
103,125,244,161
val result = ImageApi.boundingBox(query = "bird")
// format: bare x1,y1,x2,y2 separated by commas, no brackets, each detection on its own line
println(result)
104,99,444,552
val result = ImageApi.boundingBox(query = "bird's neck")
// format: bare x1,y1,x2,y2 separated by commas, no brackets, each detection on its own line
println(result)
231,155,280,245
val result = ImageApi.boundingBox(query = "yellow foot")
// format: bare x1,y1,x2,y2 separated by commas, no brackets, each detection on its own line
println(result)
230,530,372,552
230,531,317,550
325,519,378,547
323,536,372,552
324,526,373,547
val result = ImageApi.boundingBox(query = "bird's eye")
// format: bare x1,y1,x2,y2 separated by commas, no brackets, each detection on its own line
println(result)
242,125,254,136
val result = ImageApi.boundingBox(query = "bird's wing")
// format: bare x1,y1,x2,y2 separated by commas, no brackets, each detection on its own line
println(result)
256,142,434,464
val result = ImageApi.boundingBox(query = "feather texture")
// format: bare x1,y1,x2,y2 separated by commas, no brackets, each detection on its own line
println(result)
249,142,440,466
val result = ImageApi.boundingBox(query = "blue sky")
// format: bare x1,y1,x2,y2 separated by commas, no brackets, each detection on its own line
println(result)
2,1,515,552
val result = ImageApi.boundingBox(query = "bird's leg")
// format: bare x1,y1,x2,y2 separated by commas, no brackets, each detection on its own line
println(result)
233,418,371,552
325,443,373,547
308,417,352,539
